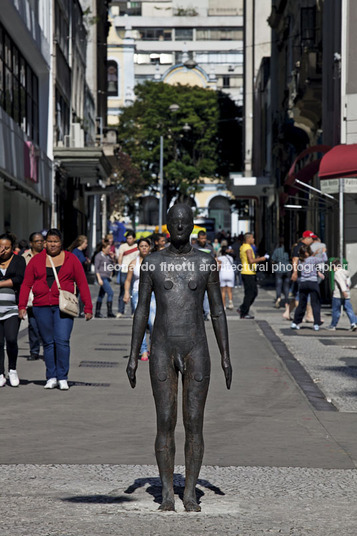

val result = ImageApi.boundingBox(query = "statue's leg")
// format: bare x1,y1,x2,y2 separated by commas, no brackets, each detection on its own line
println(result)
150,355,178,511
182,352,210,512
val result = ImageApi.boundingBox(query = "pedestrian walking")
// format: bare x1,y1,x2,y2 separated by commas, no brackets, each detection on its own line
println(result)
68,235,90,267
328,259,357,331
116,231,138,318
151,233,166,252
238,233,269,319
18,229,93,390
22,232,45,360
124,238,156,361
217,246,235,310
271,238,291,314
193,230,215,321
94,239,115,318
0,233,26,387
291,244,325,331
68,235,90,318
290,231,315,321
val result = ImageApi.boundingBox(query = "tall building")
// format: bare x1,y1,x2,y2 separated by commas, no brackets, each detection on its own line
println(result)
107,0,243,125
106,0,243,233
0,0,52,239
52,0,112,246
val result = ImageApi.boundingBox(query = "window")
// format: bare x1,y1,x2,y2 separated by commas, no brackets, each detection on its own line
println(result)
118,1,142,16
175,28,193,41
107,60,119,97
195,52,243,64
175,51,194,63
301,7,316,48
0,22,39,143
222,76,230,88
55,1,69,59
196,28,242,41
138,28,172,41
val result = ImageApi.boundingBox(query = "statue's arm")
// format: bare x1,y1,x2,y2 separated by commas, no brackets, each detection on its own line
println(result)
207,263,232,389
126,261,153,388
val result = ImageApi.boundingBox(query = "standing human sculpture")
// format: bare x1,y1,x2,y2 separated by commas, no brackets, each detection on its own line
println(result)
126,204,232,512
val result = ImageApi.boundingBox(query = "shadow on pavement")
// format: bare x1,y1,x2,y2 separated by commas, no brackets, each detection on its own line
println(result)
61,495,134,504
124,473,225,505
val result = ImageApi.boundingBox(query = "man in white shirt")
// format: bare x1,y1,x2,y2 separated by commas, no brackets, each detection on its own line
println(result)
116,231,138,317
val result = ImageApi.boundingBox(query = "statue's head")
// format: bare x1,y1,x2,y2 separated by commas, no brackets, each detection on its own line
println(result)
167,204,194,246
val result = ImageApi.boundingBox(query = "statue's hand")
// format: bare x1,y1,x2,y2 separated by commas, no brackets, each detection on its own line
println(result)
126,356,138,388
221,355,232,390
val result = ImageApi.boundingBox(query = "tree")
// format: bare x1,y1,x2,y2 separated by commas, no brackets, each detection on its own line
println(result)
110,150,146,228
117,81,220,207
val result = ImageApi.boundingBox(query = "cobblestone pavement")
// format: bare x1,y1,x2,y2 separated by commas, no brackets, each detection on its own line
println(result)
253,286,357,412
1,464,356,536
3,282,357,535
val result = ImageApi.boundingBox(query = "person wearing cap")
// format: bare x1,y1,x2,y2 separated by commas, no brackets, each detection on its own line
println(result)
288,231,316,321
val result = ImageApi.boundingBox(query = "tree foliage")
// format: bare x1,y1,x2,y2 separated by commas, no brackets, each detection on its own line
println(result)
110,150,146,222
117,81,220,204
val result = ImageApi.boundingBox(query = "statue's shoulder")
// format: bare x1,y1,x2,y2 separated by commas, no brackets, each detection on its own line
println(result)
195,250,216,265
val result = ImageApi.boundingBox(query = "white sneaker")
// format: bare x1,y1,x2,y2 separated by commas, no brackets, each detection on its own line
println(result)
351,323,357,332
313,324,320,331
58,380,69,390
290,323,300,330
44,378,58,389
116,312,123,318
227,301,234,310
0,374,6,387
8,370,19,387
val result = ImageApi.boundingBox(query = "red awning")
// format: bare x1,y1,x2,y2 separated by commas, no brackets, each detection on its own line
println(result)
319,144,357,179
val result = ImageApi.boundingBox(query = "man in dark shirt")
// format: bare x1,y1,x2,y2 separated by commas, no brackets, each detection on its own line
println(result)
193,231,214,319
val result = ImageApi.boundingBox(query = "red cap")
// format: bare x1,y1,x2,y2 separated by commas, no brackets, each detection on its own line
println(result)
302,230,315,238
311,234,318,239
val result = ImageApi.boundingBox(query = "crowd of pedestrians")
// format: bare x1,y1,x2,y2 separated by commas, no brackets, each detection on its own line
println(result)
0,221,355,391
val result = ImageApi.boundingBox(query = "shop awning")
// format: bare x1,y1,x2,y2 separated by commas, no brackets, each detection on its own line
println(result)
319,144,357,179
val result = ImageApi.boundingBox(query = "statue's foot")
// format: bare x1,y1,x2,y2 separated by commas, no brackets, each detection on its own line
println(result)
184,499,201,512
158,499,175,512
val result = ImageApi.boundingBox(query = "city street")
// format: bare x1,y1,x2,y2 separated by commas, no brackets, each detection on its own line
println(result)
1,284,357,535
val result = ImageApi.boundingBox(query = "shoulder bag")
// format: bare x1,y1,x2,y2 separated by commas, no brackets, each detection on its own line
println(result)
48,255,79,317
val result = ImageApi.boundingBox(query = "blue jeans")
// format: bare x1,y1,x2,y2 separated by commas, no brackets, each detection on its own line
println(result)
97,277,114,304
331,298,357,327
132,290,156,354
275,273,290,304
203,292,210,317
33,306,74,380
118,271,134,314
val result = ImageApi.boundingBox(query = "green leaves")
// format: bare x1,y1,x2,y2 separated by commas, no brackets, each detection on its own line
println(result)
117,81,220,204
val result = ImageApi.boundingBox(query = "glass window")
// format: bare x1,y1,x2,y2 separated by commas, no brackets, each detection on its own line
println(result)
5,67,13,116
0,26,3,59
20,56,26,86
107,60,118,96
175,28,193,41
301,7,316,47
196,28,242,41
222,76,230,88
0,23,39,142
139,28,172,41
0,58,3,107
5,34,11,67
12,46,19,77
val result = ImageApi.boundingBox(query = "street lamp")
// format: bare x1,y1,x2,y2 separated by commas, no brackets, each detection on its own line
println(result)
159,103,183,232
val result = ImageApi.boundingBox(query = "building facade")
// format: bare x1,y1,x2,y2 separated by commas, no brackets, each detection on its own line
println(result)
0,0,52,239
52,0,112,247
107,0,244,124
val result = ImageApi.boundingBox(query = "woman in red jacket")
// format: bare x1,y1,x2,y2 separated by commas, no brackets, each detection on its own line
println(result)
19,229,93,390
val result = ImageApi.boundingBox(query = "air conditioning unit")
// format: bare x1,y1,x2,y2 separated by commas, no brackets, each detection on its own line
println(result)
70,123,84,148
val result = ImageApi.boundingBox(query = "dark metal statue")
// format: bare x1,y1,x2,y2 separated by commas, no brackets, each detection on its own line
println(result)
126,204,232,512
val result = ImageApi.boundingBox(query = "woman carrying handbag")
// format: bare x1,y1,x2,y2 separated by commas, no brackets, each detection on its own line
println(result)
19,229,93,390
